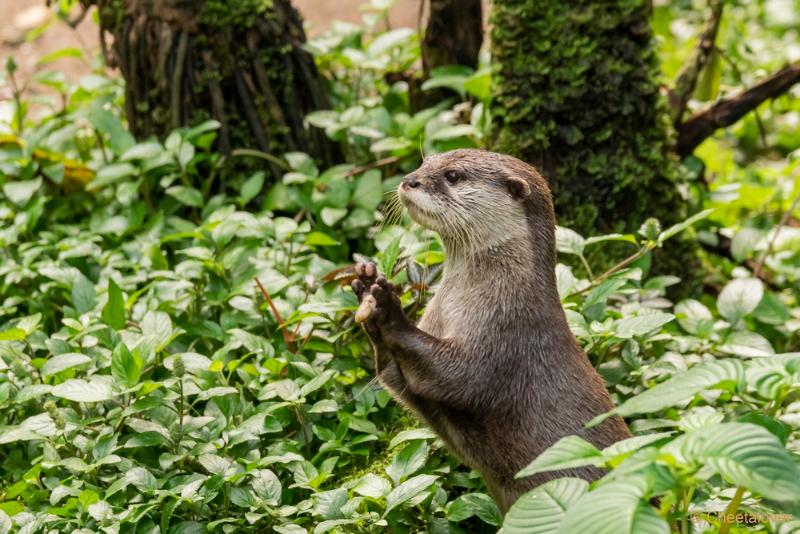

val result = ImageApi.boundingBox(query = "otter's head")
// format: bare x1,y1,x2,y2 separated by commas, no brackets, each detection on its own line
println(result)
398,149,555,259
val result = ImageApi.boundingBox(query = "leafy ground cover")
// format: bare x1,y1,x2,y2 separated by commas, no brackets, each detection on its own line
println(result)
0,1,799,533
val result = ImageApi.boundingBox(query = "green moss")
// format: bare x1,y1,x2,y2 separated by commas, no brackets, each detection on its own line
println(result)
488,0,701,282
200,0,274,27
490,0,695,277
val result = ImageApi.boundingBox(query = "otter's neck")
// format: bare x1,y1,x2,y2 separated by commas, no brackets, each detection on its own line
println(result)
440,233,563,318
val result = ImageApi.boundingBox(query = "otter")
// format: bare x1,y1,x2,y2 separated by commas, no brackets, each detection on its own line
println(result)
350,149,631,513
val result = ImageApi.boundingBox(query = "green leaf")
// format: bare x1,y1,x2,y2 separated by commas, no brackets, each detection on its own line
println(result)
111,343,143,388
41,353,91,377
657,209,713,242
305,231,340,247
610,359,744,419
388,428,437,448
0,328,27,341
240,171,265,204
101,279,126,330
674,299,714,336
386,440,428,484
614,312,674,339
464,68,492,101
383,474,438,515
121,142,163,161
285,152,318,176
2,178,42,206
717,331,774,358
352,169,383,211
556,477,668,534
87,163,136,191
717,278,764,323
166,185,204,207
555,226,586,255
665,423,800,501
52,378,114,403
503,478,588,534
71,275,96,314
517,436,602,478
320,207,348,226
447,493,502,526
352,474,391,499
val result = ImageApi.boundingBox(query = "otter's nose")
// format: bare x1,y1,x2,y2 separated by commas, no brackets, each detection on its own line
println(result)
402,174,420,190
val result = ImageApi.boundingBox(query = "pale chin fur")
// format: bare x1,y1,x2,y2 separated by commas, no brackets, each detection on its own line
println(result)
397,189,446,232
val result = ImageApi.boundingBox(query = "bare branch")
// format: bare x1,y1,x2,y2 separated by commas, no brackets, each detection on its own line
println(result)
668,0,724,125
677,61,800,156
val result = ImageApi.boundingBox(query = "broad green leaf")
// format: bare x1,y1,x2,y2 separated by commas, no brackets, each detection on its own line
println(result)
111,343,143,388
305,231,340,247
52,377,114,403
0,328,27,341
352,169,383,211
285,152,318,176
240,171,265,204
555,226,585,255
614,312,674,338
3,178,42,206
386,440,428,484
674,299,714,336
503,478,588,534
609,359,744,419
352,474,391,499
71,275,96,314
447,493,501,526
388,428,437,448
121,142,163,161
0,413,56,444
166,185,204,207
87,163,135,190
717,331,774,358
557,478,668,534
101,279,126,330
41,353,91,377
665,423,800,501
717,278,764,323
383,474,438,515
517,436,602,478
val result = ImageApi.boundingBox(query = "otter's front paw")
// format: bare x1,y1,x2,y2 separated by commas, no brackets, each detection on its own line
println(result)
351,261,378,303
351,263,402,325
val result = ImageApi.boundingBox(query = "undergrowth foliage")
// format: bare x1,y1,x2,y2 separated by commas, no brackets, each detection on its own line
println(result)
1,1,800,533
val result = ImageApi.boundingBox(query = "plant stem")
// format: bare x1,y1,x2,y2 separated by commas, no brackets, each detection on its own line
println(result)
718,486,745,534
681,486,695,534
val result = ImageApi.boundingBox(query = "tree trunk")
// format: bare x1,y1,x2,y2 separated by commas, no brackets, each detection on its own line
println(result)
422,0,483,74
85,0,337,175
490,0,695,273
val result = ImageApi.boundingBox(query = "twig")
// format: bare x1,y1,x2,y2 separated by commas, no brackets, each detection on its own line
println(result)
343,156,402,178
677,62,800,156
668,0,724,125
255,277,296,351
753,179,800,278
568,244,654,298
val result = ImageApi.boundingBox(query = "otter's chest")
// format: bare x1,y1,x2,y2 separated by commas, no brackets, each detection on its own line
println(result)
417,280,500,340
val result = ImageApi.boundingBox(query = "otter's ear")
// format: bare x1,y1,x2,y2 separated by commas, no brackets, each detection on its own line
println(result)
505,175,532,200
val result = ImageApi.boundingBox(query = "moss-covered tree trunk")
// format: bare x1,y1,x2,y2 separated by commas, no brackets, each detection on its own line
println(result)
490,1,689,252
84,0,336,175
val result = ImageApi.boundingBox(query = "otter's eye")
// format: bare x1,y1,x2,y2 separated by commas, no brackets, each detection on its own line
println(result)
445,170,460,184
